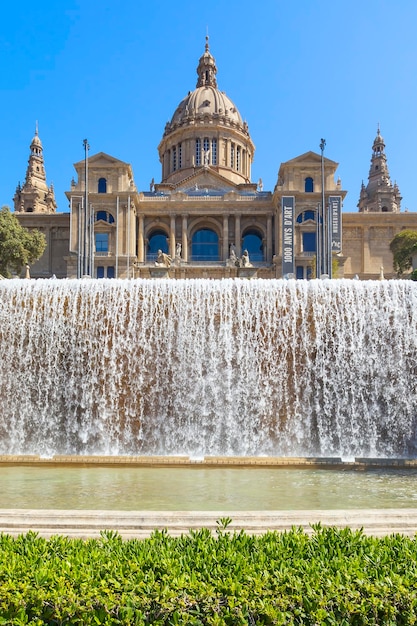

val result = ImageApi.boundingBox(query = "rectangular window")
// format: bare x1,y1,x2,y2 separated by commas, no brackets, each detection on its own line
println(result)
303,232,316,253
236,146,241,171
196,139,201,166
203,138,210,165
95,233,109,253
211,139,217,165
231,144,235,169
172,146,177,171
178,143,182,169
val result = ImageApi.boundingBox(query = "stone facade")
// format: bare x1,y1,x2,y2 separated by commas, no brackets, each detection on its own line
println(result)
13,40,417,280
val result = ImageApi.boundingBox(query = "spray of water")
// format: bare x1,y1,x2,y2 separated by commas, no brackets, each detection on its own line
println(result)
0,278,416,458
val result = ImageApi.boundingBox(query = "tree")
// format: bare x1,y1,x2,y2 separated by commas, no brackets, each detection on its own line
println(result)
0,206,46,278
389,230,417,277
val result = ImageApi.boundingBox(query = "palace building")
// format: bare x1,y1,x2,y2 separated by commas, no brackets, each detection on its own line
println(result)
13,39,417,280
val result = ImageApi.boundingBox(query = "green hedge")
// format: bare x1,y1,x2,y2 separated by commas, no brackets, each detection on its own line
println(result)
1,524,417,624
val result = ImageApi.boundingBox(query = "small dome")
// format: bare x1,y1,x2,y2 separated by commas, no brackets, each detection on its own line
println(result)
31,125,43,150
373,126,385,150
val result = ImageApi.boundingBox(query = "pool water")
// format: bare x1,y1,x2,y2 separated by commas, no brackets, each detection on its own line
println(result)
1,466,417,510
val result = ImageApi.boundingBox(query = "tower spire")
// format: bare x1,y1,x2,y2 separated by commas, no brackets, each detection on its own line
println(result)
196,35,217,88
13,124,57,213
357,127,401,213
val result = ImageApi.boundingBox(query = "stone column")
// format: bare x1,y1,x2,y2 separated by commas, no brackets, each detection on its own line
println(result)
235,214,241,256
182,214,188,262
222,214,229,261
138,214,144,263
224,139,229,167
266,214,273,263
275,202,281,257
170,214,176,258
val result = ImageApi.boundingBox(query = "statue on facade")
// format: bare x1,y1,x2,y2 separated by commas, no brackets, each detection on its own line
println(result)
155,250,172,267
226,243,238,267
227,246,253,269
173,242,182,266
240,249,252,268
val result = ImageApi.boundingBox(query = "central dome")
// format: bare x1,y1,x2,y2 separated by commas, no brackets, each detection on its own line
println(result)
171,86,243,127
170,40,242,127
158,37,255,187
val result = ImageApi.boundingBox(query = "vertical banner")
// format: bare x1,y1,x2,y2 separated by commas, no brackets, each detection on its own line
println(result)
329,196,342,253
282,196,295,277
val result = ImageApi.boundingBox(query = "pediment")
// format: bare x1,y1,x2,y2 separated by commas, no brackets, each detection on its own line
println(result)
281,151,338,169
74,152,131,170
173,168,240,194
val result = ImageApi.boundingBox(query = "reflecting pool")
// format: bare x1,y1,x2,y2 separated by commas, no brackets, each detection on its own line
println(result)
1,466,417,510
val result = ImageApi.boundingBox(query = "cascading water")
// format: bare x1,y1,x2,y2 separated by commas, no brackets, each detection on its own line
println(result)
0,278,416,458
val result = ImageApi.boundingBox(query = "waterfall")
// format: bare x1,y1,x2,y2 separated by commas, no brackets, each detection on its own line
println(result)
0,278,416,458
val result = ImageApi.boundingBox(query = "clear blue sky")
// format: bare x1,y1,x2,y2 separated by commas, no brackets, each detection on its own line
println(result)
1,0,417,213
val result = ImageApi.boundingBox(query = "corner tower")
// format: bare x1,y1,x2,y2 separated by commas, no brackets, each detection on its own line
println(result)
157,37,255,188
357,127,401,213
14,125,57,213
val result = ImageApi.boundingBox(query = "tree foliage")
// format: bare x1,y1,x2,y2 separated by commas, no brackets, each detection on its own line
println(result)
0,206,46,278
389,229,417,277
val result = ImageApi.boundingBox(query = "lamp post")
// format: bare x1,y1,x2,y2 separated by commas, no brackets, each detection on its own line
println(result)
319,138,327,278
82,139,91,276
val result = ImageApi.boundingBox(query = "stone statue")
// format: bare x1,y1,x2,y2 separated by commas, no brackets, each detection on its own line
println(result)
257,178,263,192
155,249,172,267
240,249,252,268
203,149,210,166
150,178,155,192
173,242,182,266
226,243,238,267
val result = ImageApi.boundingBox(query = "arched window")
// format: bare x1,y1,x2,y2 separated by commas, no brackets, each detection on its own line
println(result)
191,229,219,261
296,210,316,223
305,177,314,192
147,230,169,261
242,230,264,262
98,178,107,193
96,211,115,224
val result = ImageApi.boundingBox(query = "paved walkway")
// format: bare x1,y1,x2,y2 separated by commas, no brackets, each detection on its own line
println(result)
0,509,417,538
